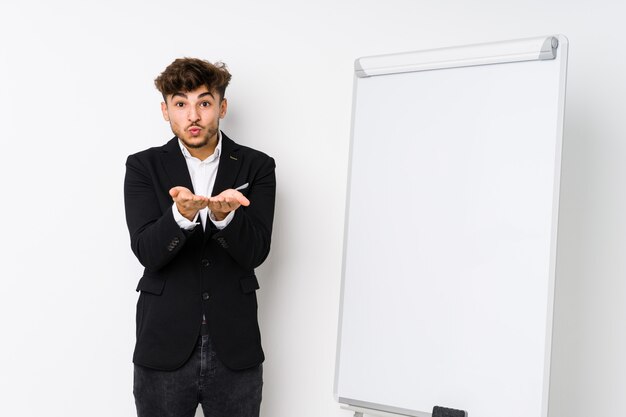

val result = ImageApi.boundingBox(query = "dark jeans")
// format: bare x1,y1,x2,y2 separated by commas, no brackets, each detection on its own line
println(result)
134,331,263,417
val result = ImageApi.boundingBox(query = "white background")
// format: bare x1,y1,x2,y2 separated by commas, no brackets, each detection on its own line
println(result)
0,1,624,416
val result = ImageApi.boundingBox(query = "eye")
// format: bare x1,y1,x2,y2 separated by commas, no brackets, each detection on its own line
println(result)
200,101,211,107
175,102,184,107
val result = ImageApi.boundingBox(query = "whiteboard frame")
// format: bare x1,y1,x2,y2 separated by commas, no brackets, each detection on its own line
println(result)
354,35,559,77
334,34,569,417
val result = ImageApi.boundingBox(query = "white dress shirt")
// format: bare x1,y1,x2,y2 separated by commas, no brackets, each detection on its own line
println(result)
172,131,235,231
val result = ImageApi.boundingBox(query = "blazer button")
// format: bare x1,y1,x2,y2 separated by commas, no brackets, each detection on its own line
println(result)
201,259,210,267
202,292,210,300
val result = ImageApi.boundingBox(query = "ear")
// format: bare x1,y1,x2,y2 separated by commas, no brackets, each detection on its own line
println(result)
219,98,228,119
161,101,170,122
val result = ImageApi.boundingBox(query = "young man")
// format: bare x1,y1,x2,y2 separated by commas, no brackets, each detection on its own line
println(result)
124,58,276,417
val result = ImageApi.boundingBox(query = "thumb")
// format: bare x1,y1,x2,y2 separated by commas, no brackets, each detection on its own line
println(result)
169,187,181,198
238,195,251,207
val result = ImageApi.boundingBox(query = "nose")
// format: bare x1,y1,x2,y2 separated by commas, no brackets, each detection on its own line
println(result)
188,106,200,122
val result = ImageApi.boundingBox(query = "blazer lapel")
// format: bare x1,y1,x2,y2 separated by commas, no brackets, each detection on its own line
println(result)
160,137,204,234
211,132,242,196
204,133,242,240
160,137,195,193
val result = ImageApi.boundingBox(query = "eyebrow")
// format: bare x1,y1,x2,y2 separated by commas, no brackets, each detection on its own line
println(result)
171,91,215,100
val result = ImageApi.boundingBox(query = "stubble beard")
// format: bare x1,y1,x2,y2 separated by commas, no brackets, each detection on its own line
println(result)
176,123,220,149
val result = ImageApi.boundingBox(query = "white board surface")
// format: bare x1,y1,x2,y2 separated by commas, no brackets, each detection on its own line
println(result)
335,35,568,417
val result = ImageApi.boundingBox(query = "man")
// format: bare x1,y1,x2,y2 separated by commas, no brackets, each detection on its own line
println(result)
124,57,276,417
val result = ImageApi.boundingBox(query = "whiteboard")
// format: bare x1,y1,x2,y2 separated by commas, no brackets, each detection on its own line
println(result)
335,35,568,417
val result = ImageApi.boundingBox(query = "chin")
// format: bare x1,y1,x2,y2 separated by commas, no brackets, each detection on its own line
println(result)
182,136,209,149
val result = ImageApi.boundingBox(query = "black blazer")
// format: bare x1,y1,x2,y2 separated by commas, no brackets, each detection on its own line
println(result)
124,133,276,371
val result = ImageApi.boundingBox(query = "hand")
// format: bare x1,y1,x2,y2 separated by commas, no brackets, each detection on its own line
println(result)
169,186,209,221
208,189,251,221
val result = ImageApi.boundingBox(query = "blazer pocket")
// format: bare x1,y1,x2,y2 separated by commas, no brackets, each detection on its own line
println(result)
136,275,166,295
239,275,260,294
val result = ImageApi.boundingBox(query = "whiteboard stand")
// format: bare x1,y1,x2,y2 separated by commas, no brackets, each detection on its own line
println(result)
341,404,415,417
342,404,467,417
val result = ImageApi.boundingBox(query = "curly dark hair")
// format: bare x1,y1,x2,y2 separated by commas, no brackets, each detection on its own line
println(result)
154,57,232,101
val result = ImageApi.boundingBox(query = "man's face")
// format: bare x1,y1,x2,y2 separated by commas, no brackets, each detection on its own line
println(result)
161,86,227,149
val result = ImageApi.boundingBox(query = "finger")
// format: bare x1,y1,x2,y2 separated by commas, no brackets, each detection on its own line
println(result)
237,195,250,207
208,200,232,213
190,196,208,206
170,186,194,201
224,194,249,207
192,194,205,202
231,190,250,206
220,190,250,207
207,200,222,211
196,198,209,209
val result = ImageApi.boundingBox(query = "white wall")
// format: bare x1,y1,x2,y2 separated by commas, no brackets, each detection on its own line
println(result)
0,1,624,416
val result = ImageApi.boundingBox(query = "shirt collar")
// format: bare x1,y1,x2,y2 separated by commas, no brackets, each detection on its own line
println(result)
178,130,222,162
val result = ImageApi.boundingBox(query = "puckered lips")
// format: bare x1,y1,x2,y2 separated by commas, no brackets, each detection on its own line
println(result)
188,125,202,137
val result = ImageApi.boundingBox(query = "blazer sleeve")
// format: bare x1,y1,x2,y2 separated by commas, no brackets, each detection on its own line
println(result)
211,155,276,271
124,153,195,271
